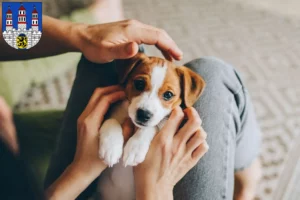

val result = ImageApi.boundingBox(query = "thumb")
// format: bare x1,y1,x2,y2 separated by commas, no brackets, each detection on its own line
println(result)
107,42,139,60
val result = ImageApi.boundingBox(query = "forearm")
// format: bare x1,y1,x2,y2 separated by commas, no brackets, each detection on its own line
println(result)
46,162,105,200
0,16,85,61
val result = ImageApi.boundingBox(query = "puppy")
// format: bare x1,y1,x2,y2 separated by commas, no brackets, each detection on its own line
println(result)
97,53,205,200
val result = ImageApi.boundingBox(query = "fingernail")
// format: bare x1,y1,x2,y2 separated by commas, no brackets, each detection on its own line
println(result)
126,42,138,56
199,118,202,125
177,49,183,58
177,54,183,60
126,43,133,54
204,141,209,150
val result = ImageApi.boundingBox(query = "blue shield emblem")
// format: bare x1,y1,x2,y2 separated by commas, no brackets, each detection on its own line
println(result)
2,2,42,49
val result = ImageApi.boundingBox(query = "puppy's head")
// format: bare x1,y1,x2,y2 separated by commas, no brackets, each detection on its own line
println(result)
116,53,205,128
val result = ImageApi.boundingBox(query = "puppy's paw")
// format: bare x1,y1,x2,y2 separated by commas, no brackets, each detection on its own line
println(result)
123,137,149,167
99,119,124,167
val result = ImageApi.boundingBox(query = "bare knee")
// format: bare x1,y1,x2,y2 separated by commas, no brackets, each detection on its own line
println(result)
234,159,261,200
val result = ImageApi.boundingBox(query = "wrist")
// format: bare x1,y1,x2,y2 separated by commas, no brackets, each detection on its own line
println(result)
70,22,90,53
70,160,106,180
136,181,173,200
42,16,83,53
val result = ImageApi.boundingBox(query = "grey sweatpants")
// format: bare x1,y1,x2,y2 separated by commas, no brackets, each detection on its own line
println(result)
45,55,261,200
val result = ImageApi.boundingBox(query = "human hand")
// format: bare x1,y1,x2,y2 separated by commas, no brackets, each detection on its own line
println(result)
74,19,183,63
134,107,209,200
0,97,18,154
47,85,135,199
72,85,132,178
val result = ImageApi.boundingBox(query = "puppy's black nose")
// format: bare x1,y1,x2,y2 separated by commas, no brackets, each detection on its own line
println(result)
136,108,153,123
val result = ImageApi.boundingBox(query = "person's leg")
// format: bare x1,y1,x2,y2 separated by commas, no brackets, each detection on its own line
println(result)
173,57,261,200
44,56,119,199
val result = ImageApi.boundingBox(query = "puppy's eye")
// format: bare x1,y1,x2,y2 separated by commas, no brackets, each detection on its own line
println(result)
163,91,174,101
134,79,145,91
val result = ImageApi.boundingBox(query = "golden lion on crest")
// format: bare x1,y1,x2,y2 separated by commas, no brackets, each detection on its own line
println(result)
16,33,28,49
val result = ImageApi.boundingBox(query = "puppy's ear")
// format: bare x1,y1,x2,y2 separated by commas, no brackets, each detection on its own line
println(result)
176,66,206,107
115,53,148,84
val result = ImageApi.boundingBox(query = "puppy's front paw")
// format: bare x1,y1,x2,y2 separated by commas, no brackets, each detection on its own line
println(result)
123,137,149,167
99,119,124,167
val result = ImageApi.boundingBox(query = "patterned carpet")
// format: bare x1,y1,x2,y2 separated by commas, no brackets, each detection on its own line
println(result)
15,0,300,199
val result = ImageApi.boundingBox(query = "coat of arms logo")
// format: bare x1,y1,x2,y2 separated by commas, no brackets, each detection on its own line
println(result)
2,2,42,50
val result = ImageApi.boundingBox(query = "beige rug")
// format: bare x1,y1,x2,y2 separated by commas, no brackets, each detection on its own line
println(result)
15,0,300,199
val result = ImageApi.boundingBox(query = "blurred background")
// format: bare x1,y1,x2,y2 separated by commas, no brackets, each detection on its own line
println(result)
1,0,300,199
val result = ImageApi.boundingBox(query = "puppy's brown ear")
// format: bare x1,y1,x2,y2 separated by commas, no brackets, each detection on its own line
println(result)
176,66,206,107
115,53,148,84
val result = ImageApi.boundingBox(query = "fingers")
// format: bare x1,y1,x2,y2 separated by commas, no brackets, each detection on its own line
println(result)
88,85,123,107
161,50,173,62
106,42,139,60
159,106,184,139
174,107,202,143
143,28,182,60
122,118,134,144
87,90,126,128
77,86,126,139
123,20,183,60
191,140,209,162
80,85,123,119
186,127,207,154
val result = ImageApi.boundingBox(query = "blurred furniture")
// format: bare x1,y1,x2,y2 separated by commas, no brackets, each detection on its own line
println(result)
14,110,63,185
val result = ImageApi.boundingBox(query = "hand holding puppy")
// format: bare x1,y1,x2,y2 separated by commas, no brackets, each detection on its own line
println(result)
74,85,130,175
47,86,131,199
134,107,209,200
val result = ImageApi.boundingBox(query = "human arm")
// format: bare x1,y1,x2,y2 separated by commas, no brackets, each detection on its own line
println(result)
0,12,182,62
0,97,18,154
45,161,105,200
46,85,133,199
0,14,77,61
134,107,209,200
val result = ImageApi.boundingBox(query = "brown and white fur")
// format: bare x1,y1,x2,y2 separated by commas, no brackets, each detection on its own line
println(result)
96,53,205,200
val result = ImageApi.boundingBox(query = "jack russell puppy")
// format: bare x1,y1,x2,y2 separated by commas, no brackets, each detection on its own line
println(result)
97,53,205,200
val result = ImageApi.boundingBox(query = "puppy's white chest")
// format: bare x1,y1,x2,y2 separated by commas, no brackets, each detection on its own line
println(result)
98,101,159,200
97,163,135,200
97,100,165,200
97,101,135,200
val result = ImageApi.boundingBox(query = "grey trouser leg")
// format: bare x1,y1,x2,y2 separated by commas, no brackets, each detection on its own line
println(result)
45,56,261,200
173,57,261,200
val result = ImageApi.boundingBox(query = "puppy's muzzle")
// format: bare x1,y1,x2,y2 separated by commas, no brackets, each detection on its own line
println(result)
136,108,153,124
